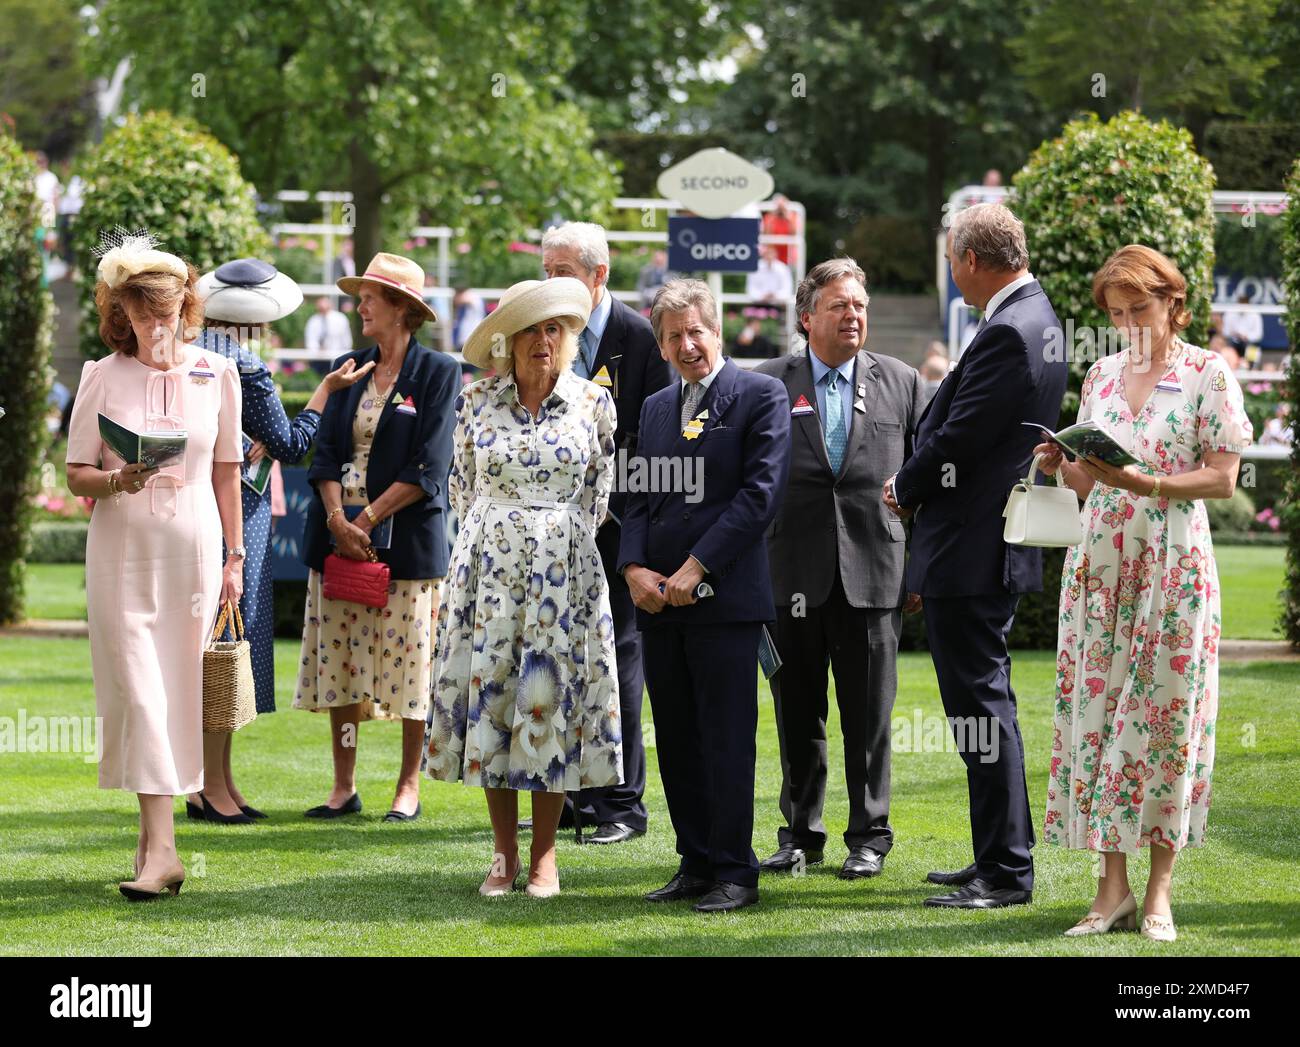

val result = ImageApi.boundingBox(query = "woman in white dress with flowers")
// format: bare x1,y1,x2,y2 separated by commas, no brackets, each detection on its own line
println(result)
1036,246,1252,942
423,278,622,898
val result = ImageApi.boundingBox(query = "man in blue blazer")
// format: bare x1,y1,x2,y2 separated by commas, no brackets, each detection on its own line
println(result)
618,279,790,913
886,203,1067,909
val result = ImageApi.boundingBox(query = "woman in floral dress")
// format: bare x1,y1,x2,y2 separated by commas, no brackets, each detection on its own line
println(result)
423,278,622,899
1037,246,1252,942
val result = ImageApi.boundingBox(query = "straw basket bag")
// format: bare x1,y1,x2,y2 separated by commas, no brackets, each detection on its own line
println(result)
202,601,256,733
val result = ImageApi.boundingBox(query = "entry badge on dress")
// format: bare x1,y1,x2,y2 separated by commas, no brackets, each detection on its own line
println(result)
189,355,215,386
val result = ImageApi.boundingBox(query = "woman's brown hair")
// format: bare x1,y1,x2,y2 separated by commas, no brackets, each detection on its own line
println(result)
381,286,429,333
95,265,203,356
1092,245,1192,333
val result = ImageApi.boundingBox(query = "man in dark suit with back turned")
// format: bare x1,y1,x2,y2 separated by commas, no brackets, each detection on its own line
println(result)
619,279,790,913
885,202,1067,909
542,221,670,844
754,258,928,880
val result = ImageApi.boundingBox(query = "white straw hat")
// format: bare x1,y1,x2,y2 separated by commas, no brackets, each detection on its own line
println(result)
462,278,592,370
199,259,303,323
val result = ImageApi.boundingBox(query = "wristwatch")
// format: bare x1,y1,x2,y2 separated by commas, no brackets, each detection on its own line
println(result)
227,546,247,559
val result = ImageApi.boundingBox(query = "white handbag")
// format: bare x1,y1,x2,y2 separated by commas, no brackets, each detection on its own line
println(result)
1002,453,1084,548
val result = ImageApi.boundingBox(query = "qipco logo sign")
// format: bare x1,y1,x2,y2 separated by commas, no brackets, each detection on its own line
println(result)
677,227,753,264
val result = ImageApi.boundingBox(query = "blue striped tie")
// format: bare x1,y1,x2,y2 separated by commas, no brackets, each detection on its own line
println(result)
825,371,846,473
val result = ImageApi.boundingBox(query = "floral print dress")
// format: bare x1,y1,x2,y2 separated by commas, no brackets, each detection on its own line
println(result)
294,376,440,722
422,368,623,793
1045,341,1252,853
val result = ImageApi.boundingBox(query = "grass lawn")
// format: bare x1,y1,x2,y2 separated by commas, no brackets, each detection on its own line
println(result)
0,635,1296,956
20,543,1291,640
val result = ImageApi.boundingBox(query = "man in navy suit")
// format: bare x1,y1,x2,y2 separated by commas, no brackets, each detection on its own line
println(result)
542,221,671,843
618,279,790,912
886,203,1067,909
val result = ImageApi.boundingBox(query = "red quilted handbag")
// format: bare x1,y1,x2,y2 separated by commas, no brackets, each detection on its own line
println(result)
322,548,391,608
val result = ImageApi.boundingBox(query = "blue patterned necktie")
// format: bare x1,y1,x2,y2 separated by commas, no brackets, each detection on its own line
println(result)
575,329,595,380
824,370,846,473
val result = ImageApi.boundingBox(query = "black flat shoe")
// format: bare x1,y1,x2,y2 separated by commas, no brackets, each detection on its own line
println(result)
923,877,1032,909
927,862,977,886
201,793,253,824
694,881,759,913
586,821,644,845
839,846,886,880
759,844,823,873
382,803,421,822
304,793,362,819
644,872,713,903
185,800,206,821
239,805,268,820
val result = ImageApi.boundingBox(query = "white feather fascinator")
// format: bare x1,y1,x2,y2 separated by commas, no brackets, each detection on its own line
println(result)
93,227,189,289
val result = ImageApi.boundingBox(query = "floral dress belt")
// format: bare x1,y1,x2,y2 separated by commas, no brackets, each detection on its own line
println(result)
478,497,581,513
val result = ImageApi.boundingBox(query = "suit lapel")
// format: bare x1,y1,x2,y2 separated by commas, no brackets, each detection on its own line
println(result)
787,350,832,475
840,350,879,471
372,336,420,443
590,295,624,392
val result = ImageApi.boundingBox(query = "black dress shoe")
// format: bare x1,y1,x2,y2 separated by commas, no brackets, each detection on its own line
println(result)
694,881,759,913
923,877,1032,909
519,806,576,831
839,846,886,880
185,800,206,821
586,821,644,845
644,872,713,903
759,845,823,873
200,793,253,824
382,802,421,822
517,818,533,831
927,862,977,886
239,805,268,820
304,793,362,819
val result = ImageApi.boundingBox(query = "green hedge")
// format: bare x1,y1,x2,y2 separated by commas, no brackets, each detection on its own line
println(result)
0,134,54,623
1203,122,1300,191
1278,157,1300,646
73,111,269,360
1013,111,1217,426
28,522,88,563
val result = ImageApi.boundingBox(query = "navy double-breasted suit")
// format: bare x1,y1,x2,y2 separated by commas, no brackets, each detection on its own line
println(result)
618,358,790,887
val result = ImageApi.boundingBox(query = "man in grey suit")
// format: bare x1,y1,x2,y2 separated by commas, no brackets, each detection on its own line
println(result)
754,258,927,880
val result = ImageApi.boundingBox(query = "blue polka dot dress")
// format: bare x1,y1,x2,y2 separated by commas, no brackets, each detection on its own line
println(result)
198,329,322,713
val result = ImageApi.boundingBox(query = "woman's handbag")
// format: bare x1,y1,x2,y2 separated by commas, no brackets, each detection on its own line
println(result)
1002,452,1085,548
322,546,391,608
202,601,257,733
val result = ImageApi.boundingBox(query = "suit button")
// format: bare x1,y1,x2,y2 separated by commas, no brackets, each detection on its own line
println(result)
651,516,661,525
683,511,692,521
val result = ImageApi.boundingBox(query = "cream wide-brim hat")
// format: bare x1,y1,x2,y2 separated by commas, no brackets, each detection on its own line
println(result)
199,259,304,324
461,278,592,370
337,251,438,324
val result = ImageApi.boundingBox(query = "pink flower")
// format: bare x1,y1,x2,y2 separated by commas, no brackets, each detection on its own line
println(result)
1169,654,1191,675
1085,676,1106,697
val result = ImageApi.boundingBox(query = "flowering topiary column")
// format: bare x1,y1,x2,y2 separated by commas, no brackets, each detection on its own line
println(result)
1278,158,1300,646
0,134,55,624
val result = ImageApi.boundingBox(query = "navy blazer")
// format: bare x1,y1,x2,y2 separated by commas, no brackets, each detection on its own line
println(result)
617,358,790,628
893,280,1067,597
302,337,461,580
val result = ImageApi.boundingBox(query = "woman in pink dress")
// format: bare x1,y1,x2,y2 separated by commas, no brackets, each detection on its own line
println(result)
66,233,245,901
1036,245,1253,942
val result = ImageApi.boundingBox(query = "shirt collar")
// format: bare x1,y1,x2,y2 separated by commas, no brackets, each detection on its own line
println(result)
586,286,613,345
680,352,727,392
983,273,1036,322
491,366,583,408
808,348,855,387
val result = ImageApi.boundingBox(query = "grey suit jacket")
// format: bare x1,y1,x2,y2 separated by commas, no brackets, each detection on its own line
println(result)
754,347,928,610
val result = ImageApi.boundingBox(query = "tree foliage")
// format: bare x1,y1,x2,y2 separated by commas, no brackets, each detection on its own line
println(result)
1277,157,1300,645
0,133,54,623
72,111,270,359
1013,111,1217,418
0,0,95,158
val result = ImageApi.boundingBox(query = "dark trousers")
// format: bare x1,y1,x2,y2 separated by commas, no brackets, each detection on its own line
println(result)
771,575,899,853
569,521,648,830
923,594,1034,892
642,621,761,888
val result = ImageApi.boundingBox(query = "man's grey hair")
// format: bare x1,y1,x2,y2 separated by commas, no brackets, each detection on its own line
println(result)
651,279,719,344
949,203,1029,271
541,221,610,274
795,257,869,336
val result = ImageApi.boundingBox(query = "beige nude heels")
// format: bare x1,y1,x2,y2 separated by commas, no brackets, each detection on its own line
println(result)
1063,892,1138,936
119,861,185,902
